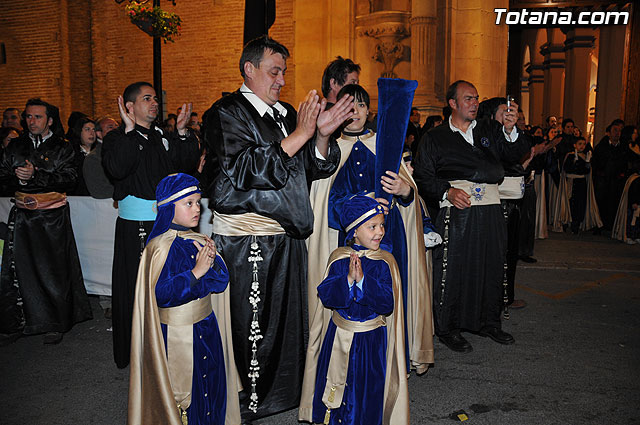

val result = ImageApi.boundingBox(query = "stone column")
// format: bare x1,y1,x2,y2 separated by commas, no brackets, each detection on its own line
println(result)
562,28,595,133
356,11,411,110
540,42,565,121
520,78,530,123
593,25,625,145
410,0,439,116
526,63,545,127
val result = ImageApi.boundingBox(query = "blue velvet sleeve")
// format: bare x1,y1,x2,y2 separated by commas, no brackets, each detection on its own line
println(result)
200,254,229,294
358,259,394,315
396,187,414,207
317,260,352,309
155,240,229,308
422,210,436,234
318,257,394,316
328,172,350,231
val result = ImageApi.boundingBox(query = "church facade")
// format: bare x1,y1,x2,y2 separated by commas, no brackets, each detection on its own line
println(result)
0,0,637,139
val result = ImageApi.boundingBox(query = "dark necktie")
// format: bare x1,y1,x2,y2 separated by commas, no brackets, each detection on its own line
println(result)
271,107,283,124
271,107,287,134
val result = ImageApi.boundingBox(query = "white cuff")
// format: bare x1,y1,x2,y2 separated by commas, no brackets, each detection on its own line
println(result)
503,126,519,143
424,232,443,247
315,146,327,160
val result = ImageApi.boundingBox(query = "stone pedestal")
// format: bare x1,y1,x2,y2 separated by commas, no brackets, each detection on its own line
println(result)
356,10,411,110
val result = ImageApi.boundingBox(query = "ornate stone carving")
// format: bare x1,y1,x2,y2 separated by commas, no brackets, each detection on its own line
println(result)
356,11,410,79
373,41,404,78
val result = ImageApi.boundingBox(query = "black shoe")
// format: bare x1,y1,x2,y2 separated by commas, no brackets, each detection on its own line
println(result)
43,332,63,345
518,255,537,263
0,332,22,347
478,327,514,345
438,331,473,353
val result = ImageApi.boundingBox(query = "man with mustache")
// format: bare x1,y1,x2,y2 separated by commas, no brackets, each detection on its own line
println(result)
202,35,353,422
102,82,200,368
413,80,528,353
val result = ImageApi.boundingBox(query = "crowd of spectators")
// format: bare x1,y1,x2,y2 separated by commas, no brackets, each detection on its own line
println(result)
0,105,207,198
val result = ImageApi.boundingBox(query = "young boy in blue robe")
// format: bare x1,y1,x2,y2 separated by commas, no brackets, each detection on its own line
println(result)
299,195,409,425
128,173,240,425
308,83,440,377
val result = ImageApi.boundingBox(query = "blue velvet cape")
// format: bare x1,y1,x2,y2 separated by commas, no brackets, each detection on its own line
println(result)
155,229,230,425
311,245,394,425
328,134,411,367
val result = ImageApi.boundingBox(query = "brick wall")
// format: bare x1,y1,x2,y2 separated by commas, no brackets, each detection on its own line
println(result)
0,0,297,126
0,0,66,118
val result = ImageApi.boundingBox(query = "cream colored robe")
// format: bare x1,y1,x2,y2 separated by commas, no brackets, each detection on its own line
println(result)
307,132,434,374
299,247,409,425
128,229,241,425
612,174,640,242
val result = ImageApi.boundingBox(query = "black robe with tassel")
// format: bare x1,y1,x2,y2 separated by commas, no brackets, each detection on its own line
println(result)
203,90,340,420
0,132,92,336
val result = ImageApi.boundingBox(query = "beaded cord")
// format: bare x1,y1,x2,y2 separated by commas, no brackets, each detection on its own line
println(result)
138,221,147,258
438,207,451,308
501,202,510,320
247,235,264,413
7,214,25,330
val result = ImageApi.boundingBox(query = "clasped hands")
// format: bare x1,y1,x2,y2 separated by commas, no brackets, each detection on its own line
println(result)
15,159,35,182
347,252,363,284
192,237,217,280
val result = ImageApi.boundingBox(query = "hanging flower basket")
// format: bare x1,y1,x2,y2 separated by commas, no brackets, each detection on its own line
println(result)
126,3,182,43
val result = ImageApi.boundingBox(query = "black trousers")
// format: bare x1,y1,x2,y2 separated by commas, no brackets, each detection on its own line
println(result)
518,182,536,257
111,217,154,369
570,179,587,232
502,199,522,305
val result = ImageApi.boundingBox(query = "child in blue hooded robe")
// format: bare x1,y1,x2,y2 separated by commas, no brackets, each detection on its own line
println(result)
307,83,440,377
300,195,409,425
128,173,240,425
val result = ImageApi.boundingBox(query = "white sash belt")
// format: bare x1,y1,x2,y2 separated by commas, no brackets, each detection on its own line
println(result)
499,176,525,200
440,180,501,208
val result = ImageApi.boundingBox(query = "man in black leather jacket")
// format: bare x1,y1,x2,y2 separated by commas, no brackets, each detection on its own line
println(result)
0,98,92,345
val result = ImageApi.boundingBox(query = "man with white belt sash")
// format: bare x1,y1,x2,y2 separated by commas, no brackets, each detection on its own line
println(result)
202,35,353,421
413,81,528,353
102,82,200,369
479,97,532,316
